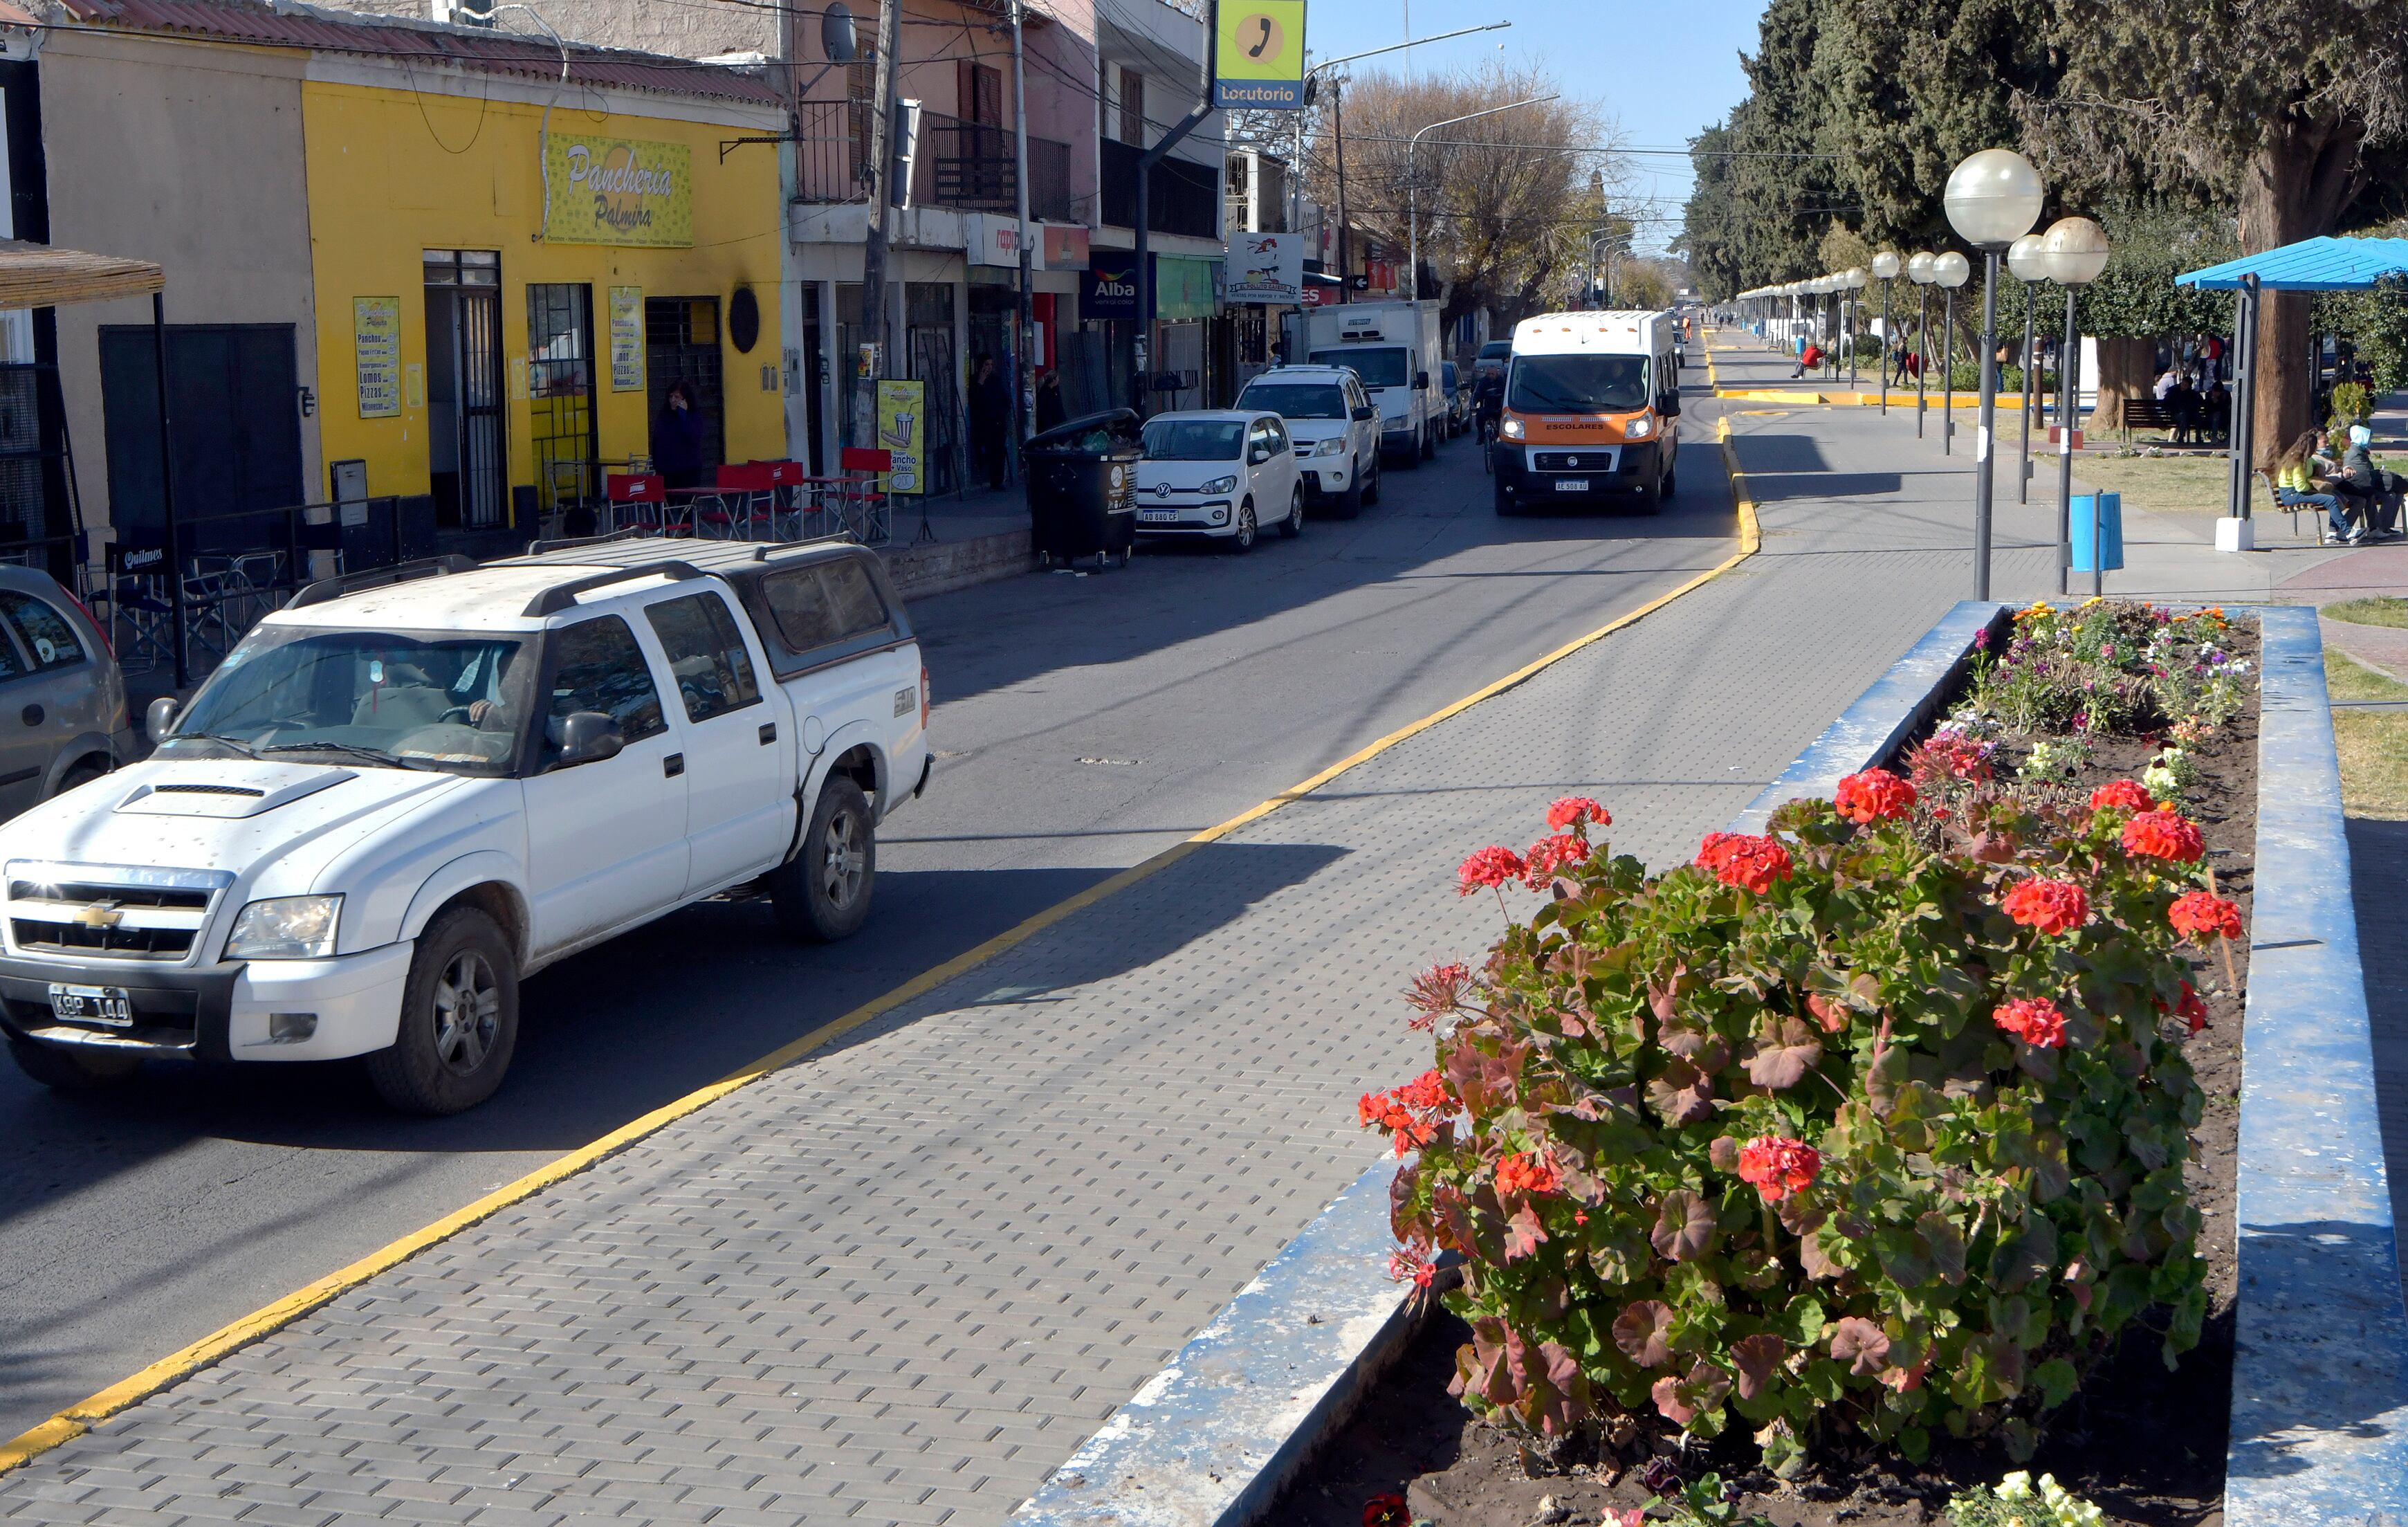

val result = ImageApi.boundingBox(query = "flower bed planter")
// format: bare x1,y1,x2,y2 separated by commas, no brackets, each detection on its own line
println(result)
1015,603,2405,1527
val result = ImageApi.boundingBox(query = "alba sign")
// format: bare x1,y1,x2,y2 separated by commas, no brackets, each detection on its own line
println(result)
543,135,695,248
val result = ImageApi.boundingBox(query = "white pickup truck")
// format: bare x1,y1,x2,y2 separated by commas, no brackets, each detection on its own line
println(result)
0,536,930,1113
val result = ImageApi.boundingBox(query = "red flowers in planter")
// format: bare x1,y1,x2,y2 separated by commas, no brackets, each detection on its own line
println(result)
2122,809,2205,863
2089,778,2156,813
1360,1070,1458,1157
2169,889,2243,942
1523,832,1593,886
1695,832,1794,894
1458,845,1527,895
2156,980,2211,1034
1547,795,1611,832
1735,1135,1821,1203
2000,876,2090,935
1992,996,2069,1050
1834,767,1917,823
1495,1150,1563,1198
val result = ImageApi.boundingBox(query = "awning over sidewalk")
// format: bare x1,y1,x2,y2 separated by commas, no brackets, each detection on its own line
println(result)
0,239,165,310
2176,235,2408,293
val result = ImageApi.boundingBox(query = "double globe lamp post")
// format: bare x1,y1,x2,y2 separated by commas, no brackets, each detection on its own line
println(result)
1940,147,2045,598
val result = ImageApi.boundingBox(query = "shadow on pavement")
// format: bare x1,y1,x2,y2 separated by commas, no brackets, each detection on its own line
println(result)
2349,814,2408,1306
0,843,1348,1223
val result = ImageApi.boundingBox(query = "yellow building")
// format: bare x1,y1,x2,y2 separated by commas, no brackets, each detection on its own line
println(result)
43,0,790,554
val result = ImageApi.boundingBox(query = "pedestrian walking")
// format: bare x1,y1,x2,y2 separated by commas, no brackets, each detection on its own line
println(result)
968,354,1012,491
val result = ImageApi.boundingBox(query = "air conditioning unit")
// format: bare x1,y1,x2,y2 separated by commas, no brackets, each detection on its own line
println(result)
434,0,497,28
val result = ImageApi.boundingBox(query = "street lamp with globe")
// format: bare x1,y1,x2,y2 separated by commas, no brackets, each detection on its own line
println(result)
1933,250,1970,464
1906,251,1938,435
2039,215,2111,593
1942,147,2046,598
1871,250,1902,411
2007,231,2050,504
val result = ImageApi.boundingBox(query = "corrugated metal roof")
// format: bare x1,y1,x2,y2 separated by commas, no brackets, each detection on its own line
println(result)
2176,235,2408,293
59,0,784,106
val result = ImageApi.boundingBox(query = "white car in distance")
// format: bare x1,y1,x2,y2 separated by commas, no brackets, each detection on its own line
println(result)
1233,366,1381,519
1131,411,1303,553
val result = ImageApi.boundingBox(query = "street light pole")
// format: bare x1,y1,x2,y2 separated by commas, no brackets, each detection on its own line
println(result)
1871,250,1900,413
1009,0,1032,464
1407,94,1554,313
2039,216,2111,594
1942,147,2046,601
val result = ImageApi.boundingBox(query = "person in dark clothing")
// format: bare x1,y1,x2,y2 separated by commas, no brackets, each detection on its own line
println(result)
653,381,708,491
968,355,1013,491
1034,368,1068,434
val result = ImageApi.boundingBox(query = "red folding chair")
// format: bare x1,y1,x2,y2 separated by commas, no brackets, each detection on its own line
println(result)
697,461,778,539
605,473,667,536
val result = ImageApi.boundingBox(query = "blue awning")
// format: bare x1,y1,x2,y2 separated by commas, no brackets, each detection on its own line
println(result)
2176,235,2408,292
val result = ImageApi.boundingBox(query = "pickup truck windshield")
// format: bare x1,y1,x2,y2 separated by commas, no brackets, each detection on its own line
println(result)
167,625,538,775
1508,353,1651,414
1142,419,1245,461
1309,347,1408,389
1238,383,1348,419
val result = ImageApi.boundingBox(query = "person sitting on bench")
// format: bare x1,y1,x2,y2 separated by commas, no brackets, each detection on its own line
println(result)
2342,423,2402,539
2274,430,2354,542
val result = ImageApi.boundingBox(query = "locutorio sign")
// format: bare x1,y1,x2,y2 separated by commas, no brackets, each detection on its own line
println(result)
543,134,694,248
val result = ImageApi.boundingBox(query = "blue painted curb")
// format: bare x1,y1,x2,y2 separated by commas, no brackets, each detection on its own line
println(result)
1012,603,2014,1527
1729,597,2007,832
2225,603,2408,1525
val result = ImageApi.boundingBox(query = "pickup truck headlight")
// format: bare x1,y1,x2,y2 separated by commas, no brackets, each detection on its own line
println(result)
1200,475,1239,495
226,895,342,960
1625,417,1653,439
1312,437,1346,457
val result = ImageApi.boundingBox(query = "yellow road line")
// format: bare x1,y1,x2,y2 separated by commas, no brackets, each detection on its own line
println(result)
0,440,1766,1479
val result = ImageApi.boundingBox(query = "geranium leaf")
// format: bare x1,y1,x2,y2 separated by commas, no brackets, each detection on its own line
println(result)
1828,1316,1891,1376
1651,1373,1695,1425
2034,1356,2079,1411
1864,1045,1911,1115
1918,1211,1967,1286
1644,1058,1714,1126
1612,1300,1676,1369
1651,1189,1718,1262
1731,1333,1785,1400
1744,1016,1823,1090
1505,1204,1550,1262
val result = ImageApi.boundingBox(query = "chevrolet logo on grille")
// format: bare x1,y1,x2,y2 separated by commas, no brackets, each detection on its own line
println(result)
71,902,122,929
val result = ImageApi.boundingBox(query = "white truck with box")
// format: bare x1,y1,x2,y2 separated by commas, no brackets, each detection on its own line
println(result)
0,536,931,1114
1300,300,1446,466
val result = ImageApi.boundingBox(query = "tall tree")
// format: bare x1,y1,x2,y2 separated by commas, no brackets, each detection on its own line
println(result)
2035,0,2408,461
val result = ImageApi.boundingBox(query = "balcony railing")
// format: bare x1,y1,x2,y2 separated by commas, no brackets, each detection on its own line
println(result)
791,101,1075,223
1099,138,1220,240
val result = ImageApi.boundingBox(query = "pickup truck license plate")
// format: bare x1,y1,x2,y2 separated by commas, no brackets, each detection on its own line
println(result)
1139,509,1179,524
50,984,133,1027
1554,479,1589,493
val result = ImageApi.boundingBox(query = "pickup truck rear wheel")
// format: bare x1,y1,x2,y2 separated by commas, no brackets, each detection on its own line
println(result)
7,1032,139,1090
365,906,520,1115
773,776,876,942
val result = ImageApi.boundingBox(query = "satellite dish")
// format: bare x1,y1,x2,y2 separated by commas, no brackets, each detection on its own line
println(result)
822,2,857,62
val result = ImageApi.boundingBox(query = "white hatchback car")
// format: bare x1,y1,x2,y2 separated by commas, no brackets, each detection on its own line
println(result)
1132,410,1303,552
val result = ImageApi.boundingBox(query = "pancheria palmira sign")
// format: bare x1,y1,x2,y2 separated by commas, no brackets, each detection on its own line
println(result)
543,134,694,248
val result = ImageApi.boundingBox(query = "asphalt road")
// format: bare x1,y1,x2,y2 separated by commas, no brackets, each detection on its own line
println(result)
0,385,1737,1444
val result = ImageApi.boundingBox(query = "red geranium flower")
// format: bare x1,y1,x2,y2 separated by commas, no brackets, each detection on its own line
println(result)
1547,795,1610,832
1992,996,2069,1050
1735,1135,1821,1203
1405,962,1471,1030
1695,832,1794,895
1384,1250,1436,1290
2122,809,2205,863
1907,729,1993,785
1396,1068,1455,1114
2169,889,2243,942
1494,1150,1563,1198
2000,877,2089,935
2156,979,2211,1034
1523,832,1592,886
2089,778,2156,813
1457,845,1527,895
1834,767,1917,823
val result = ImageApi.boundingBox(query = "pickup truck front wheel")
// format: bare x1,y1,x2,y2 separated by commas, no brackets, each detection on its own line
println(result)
365,906,520,1115
772,776,876,942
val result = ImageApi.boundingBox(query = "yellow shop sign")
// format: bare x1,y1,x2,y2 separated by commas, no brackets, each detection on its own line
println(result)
542,134,693,248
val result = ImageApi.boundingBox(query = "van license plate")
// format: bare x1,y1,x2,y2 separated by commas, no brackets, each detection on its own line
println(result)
50,984,133,1027
1555,479,1589,493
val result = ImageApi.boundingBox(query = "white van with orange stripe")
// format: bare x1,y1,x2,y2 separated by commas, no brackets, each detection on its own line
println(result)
1491,309,1681,515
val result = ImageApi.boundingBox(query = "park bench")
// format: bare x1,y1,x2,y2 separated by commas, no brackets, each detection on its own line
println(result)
2255,470,2340,545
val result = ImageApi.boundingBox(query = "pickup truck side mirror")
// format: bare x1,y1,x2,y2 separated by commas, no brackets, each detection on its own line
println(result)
1414,370,1431,390
557,710,625,767
1352,404,1377,421
146,695,180,746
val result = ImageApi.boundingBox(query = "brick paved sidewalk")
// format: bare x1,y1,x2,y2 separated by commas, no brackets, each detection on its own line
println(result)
0,340,2068,1527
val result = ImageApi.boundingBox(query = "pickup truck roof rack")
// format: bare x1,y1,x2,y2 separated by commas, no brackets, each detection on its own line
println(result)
522,526,659,557
286,554,479,611
522,560,704,616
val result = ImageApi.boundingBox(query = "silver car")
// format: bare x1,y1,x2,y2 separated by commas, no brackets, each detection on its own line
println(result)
0,565,130,816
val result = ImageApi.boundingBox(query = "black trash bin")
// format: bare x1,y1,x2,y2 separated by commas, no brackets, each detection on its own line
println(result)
1024,408,1142,568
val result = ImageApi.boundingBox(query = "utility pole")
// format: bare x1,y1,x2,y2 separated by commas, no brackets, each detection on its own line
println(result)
1010,0,1033,456
854,0,903,447
1332,78,1349,304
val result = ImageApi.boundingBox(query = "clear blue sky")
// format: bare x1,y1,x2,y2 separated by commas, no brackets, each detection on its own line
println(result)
1300,0,1765,256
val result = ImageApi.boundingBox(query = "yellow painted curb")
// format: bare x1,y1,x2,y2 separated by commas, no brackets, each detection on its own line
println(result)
0,436,1766,1479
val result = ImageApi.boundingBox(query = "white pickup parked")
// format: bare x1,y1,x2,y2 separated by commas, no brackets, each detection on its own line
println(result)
0,536,931,1113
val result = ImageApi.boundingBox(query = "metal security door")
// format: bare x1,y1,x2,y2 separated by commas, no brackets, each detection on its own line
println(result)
425,250,505,528
526,284,597,515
